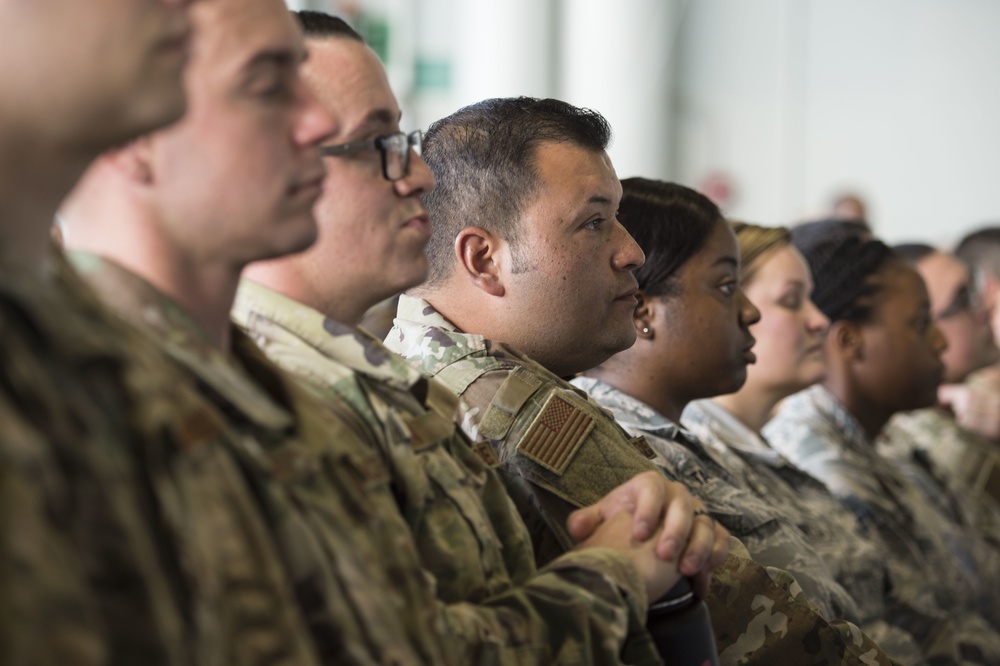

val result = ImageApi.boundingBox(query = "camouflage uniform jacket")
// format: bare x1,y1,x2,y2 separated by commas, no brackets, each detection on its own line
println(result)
231,279,660,666
572,377,862,624
0,251,329,665
884,408,1000,539
72,253,450,665
681,399,927,664
765,384,1000,661
386,295,903,666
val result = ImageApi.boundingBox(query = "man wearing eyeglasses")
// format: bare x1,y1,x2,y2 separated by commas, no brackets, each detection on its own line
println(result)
234,11,732,664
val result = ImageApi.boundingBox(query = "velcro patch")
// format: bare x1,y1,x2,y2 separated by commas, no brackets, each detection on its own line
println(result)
517,394,594,475
472,440,502,468
630,435,657,460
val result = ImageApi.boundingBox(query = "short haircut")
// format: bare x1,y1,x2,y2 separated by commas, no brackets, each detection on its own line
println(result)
420,97,612,287
791,220,894,324
617,178,723,298
730,221,791,285
955,226,1000,279
292,10,363,41
891,242,936,266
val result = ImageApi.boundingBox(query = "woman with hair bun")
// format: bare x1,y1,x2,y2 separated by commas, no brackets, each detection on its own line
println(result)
765,221,1000,658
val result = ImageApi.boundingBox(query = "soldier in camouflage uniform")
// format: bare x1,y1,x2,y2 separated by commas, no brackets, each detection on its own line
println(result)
61,5,707,664
882,244,1000,532
0,0,330,663
765,223,1000,661
57,0,453,662
232,14,729,664
385,97,903,665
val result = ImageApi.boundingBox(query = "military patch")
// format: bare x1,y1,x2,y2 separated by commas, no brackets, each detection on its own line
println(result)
472,440,502,468
517,394,594,474
629,435,657,460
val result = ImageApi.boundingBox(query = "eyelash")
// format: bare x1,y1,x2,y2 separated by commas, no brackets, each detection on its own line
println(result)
719,281,737,296
583,218,604,231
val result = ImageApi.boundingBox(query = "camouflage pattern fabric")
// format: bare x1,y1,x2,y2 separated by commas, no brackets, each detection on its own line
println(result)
683,398,953,664
0,251,322,665
573,376,865,622
72,253,448,665
578,378,932,664
766,384,1000,662
386,294,903,666
231,279,661,666
885,408,1000,539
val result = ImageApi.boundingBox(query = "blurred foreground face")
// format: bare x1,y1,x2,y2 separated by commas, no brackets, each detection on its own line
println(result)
0,0,196,153
303,37,436,306
742,244,829,396
147,0,333,266
916,251,999,383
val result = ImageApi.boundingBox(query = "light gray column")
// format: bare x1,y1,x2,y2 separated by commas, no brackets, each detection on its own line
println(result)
558,0,680,181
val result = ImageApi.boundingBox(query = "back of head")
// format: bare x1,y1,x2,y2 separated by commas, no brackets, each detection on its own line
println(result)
955,226,1000,279
292,10,363,41
617,178,722,297
791,219,892,324
731,221,791,284
421,96,611,288
891,242,936,267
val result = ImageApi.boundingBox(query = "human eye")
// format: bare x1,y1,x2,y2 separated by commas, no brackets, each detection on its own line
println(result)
719,279,737,297
248,72,294,101
779,291,803,310
582,217,605,231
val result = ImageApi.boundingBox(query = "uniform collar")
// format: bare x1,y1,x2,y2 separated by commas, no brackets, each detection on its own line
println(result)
70,251,293,431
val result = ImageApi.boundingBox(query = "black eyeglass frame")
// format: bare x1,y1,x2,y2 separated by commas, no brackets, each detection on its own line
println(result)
319,130,423,182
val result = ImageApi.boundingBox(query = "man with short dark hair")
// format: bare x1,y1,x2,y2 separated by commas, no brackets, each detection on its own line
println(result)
387,96,902,664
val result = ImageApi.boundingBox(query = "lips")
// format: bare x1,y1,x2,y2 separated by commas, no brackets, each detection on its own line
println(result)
288,170,326,198
403,212,430,230
742,337,757,363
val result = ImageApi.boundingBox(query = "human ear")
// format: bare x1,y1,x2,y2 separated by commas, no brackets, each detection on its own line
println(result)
634,291,654,339
455,227,504,297
105,136,155,186
831,320,864,360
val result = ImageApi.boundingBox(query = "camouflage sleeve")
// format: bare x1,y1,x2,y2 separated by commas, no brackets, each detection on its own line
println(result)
710,539,902,666
436,546,657,666
0,403,106,665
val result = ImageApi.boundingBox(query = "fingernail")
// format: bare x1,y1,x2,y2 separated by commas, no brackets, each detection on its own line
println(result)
635,519,652,538
660,538,679,561
682,554,703,574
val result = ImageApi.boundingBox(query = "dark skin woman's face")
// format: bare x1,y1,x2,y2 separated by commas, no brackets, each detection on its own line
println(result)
649,220,761,404
852,261,947,412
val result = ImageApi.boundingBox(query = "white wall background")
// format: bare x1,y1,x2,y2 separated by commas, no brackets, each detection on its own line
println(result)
289,0,1000,246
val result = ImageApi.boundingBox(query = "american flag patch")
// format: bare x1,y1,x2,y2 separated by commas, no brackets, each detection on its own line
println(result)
517,394,594,474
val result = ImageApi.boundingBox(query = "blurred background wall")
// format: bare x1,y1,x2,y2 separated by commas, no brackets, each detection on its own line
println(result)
286,0,1000,245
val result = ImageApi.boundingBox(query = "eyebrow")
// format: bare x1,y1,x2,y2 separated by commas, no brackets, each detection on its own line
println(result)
345,109,402,139
245,47,305,73
714,256,738,268
588,195,615,206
